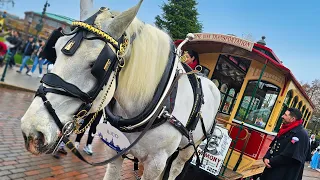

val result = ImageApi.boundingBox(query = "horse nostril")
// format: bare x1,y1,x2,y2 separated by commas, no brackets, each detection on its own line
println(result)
35,131,46,147
22,131,27,143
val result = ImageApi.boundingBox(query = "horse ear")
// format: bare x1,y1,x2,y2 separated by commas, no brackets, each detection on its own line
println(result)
107,0,143,39
80,0,94,20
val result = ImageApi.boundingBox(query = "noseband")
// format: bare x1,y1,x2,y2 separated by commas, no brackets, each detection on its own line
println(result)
36,8,127,131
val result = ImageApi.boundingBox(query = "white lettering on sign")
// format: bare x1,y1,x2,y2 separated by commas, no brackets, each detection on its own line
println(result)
193,33,254,51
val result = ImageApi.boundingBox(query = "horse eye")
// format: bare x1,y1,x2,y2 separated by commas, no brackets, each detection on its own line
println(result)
89,62,95,68
111,16,115,18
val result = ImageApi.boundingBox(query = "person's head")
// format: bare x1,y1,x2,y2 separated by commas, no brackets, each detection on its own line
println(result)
281,108,302,124
41,40,46,46
14,31,20,37
184,50,199,64
28,36,34,42
311,134,315,140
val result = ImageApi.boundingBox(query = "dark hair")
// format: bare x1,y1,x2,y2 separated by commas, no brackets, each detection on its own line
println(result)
187,50,199,62
287,108,302,120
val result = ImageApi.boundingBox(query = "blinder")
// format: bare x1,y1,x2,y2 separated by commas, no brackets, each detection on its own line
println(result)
42,28,63,63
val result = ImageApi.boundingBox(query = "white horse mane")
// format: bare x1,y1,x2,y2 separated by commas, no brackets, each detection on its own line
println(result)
96,11,172,116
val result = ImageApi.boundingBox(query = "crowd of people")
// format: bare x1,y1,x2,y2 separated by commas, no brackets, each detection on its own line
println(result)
0,29,53,77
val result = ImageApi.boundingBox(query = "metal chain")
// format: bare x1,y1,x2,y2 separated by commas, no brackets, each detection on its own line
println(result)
73,37,128,134
73,65,120,134
133,170,141,180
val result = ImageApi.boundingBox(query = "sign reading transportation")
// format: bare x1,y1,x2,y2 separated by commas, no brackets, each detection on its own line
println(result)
191,125,232,176
193,33,255,52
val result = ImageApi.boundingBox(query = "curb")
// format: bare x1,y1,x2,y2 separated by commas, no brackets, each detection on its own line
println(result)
0,82,36,93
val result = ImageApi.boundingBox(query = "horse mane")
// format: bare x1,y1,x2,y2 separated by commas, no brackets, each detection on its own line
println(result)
114,18,172,115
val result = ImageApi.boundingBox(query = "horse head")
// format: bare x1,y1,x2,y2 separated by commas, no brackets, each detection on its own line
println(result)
20,0,153,155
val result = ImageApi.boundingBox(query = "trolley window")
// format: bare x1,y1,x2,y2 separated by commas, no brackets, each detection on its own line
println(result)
235,80,281,129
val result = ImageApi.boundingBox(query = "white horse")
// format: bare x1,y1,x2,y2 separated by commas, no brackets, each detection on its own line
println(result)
20,1,220,179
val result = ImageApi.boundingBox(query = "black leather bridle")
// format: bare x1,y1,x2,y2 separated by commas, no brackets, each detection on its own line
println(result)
37,8,126,132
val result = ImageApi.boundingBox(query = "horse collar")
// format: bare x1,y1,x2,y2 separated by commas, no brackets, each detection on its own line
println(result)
105,43,179,132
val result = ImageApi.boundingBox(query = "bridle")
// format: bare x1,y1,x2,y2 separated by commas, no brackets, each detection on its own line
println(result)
36,8,128,137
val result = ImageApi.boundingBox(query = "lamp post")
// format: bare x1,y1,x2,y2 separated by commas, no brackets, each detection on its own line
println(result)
1,51,12,82
25,16,32,39
35,0,50,38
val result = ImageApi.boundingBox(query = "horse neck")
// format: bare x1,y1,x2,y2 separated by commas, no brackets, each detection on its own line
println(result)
114,24,171,117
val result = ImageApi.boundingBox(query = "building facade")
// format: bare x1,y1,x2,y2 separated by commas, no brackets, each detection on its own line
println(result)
0,10,75,40
24,11,75,40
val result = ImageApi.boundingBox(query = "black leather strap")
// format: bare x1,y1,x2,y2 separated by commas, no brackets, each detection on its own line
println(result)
62,93,166,166
181,63,204,131
35,85,64,130
41,73,91,103
104,43,176,132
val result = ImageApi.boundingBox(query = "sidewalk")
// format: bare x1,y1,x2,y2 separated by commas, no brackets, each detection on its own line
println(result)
0,64,42,92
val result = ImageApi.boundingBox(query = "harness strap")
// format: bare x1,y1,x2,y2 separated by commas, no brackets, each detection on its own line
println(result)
62,67,183,166
41,73,91,103
104,44,176,132
62,105,158,166
35,85,64,130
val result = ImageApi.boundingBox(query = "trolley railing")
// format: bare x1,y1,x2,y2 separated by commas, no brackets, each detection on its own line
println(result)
215,118,252,179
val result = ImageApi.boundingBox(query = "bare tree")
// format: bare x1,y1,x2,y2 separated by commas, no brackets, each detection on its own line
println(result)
0,0,14,8
302,79,320,135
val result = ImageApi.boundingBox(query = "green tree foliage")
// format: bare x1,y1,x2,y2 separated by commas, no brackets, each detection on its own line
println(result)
155,0,202,40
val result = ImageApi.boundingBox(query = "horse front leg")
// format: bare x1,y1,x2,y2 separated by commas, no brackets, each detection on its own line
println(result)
103,157,123,180
141,151,169,180
168,146,195,180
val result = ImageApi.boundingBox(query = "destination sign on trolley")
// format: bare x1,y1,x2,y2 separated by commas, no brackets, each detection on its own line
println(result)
193,33,255,52
190,125,232,176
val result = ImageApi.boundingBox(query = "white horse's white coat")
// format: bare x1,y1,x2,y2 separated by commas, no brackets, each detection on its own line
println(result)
20,1,221,179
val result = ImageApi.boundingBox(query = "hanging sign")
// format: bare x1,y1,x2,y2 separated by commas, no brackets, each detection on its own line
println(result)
190,125,232,176
97,122,130,152
193,33,254,51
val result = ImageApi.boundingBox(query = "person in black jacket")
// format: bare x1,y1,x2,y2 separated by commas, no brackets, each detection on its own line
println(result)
27,40,46,77
260,108,311,180
310,134,319,152
16,36,35,74
6,30,21,68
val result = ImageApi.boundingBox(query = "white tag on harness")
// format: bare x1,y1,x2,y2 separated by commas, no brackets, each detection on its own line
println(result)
97,122,130,152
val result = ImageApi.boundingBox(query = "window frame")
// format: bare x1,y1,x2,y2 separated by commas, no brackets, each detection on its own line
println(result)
235,80,281,129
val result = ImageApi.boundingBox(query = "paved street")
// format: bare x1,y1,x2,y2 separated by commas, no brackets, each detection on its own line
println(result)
0,87,142,180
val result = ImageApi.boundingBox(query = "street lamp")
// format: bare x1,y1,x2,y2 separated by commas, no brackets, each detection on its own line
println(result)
35,0,50,38
25,15,32,39
1,51,13,82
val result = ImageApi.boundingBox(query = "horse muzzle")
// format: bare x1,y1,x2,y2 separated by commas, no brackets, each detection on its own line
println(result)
22,131,49,155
